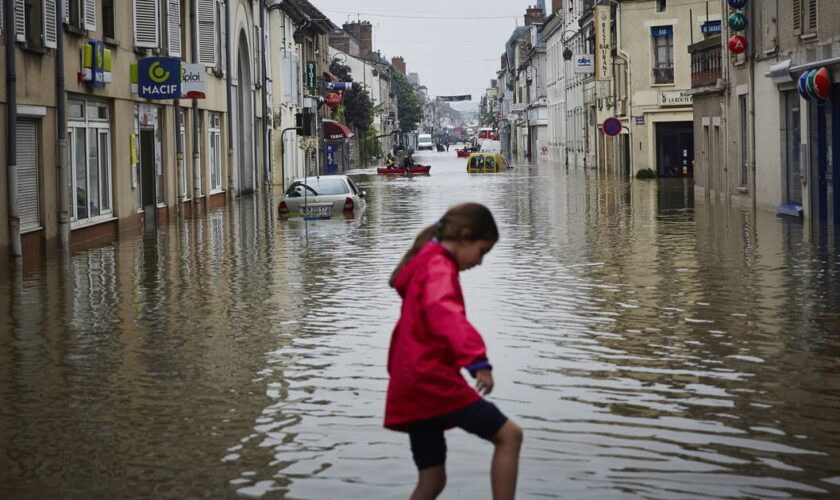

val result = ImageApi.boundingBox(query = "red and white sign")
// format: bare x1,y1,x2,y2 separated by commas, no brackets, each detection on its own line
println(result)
728,35,747,54
325,92,342,108
814,67,831,101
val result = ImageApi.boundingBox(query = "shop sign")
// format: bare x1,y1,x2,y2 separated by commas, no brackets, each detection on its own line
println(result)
727,13,747,31
137,57,181,99
702,20,723,34
727,0,747,8
326,81,354,91
728,35,748,54
325,92,342,107
574,55,594,74
82,41,111,88
594,6,612,81
181,64,206,99
659,90,693,106
306,61,317,90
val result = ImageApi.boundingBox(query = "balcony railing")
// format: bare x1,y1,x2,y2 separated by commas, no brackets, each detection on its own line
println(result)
652,67,674,84
690,43,722,88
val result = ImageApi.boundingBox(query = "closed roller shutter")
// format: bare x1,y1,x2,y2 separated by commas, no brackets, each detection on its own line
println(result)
17,120,41,232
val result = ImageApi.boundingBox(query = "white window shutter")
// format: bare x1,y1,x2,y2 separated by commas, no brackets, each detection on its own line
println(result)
254,25,262,84
134,0,159,48
84,0,95,31
292,54,299,105
14,0,25,42
167,0,181,57
220,1,226,71
197,0,216,65
282,52,291,103
264,25,271,81
64,0,69,23
0,1,4,36
44,0,58,48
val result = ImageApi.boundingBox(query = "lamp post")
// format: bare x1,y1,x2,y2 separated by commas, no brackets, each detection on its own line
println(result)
520,62,537,163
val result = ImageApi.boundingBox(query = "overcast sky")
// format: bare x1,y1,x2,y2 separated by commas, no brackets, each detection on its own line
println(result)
312,0,535,111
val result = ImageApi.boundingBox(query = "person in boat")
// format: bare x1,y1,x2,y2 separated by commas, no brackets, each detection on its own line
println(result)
385,153,397,168
403,150,416,168
385,203,523,500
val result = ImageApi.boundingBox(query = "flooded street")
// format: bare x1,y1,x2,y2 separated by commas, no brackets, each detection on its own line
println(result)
2,150,840,498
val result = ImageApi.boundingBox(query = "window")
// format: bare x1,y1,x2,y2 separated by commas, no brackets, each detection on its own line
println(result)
657,0,666,13
68,99,112,225
134,0,160,48
65,0,95,31
102,0,114,39
18,0,57,48
197,0,217,65
651,26,674,84
793,0,817,36
208,113,223,192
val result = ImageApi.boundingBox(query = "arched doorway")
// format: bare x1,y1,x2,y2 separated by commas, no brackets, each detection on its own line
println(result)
236,31,255,194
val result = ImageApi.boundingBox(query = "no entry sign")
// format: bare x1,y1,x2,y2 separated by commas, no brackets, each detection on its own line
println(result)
602,117,622,136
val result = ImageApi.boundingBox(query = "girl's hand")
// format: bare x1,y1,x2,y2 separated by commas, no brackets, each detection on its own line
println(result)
475,369,494,395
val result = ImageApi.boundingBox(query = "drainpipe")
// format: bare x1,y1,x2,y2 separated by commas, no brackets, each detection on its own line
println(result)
225,0,235,196
747,0,757,213
174,100,184,209
5,0,21,257
57,0,69,249
260,2,270,186
190,0,201,208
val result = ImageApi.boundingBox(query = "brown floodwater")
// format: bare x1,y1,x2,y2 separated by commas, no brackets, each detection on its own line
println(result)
1,150,839,498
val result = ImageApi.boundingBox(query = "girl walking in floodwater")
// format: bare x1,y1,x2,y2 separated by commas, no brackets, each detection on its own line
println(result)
385,203,523,500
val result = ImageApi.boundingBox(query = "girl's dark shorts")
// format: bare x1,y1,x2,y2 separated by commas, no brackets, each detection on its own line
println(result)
406,399,508,470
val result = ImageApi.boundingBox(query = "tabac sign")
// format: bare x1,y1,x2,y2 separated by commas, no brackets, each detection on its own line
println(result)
594,5,612,81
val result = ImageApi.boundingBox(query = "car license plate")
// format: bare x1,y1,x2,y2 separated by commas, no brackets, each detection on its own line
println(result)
304,205,331,218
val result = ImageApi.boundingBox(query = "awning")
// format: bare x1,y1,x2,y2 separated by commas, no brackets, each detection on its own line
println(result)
323,120,355,140
323,71,338,82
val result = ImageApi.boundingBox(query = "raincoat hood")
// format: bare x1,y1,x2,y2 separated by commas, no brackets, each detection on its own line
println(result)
393,241,455,298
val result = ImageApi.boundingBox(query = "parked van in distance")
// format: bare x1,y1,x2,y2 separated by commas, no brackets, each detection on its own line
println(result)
417,134,434,150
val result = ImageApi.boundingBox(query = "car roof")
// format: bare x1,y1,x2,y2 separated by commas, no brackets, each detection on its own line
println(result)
290,175,350,183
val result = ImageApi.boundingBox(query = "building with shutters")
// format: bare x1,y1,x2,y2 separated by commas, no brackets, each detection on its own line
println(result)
0,0,235,261
691,0,840,228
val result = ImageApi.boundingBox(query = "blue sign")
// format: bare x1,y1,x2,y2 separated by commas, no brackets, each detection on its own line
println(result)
635,116,645,125
602,117,622,136
138,57,181,99
797,71,812,101
701,21,722,34
326,144,336,173
728,0,747,9
89,41,106,89
651,26,673,37
325,81,353,91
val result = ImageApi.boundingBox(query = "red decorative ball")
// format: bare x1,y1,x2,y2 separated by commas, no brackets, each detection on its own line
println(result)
814,67,831,100
325,92,342,107
728,35,748,54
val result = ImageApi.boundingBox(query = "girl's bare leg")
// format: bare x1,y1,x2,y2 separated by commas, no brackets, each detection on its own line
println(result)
410,465,446,500
490,420,523,500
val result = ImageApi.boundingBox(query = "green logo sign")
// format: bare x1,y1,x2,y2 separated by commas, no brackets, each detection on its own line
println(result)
728,12,747,32
148,61,171,83
306,61,316,90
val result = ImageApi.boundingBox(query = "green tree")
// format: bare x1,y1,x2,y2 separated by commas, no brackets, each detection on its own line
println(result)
393,71,422,134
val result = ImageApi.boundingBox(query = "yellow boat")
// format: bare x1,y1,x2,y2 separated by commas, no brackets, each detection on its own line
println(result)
466,153,507,173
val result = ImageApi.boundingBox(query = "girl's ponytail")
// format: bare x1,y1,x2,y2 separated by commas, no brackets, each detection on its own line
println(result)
389,203,498,288
389,223,439,287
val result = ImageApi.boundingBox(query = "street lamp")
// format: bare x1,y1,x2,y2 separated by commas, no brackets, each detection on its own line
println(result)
519,62,537,163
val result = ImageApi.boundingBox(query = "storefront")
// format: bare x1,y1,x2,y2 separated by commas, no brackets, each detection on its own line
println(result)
322,120,354,174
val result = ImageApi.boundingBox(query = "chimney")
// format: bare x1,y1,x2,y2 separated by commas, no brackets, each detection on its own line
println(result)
342,21,372,57
391,56,406,74
551,0,563,13
524,5,545,26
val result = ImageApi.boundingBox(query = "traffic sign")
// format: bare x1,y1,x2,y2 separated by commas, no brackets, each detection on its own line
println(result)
602,117,622,136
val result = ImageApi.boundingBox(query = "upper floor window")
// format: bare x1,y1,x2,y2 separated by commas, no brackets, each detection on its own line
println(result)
14,0,57,49
65,0,96,32
793,0,817,36
651,26,674,84
102,0,115,39
657,0,667,13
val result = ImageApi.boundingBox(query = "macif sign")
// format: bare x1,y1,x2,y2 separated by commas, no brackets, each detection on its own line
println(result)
138,57,181,99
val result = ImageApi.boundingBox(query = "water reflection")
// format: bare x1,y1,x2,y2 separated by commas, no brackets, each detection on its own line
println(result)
1,151,839,498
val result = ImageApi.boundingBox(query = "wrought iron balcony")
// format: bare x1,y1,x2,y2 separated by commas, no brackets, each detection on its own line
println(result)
652,67,674,84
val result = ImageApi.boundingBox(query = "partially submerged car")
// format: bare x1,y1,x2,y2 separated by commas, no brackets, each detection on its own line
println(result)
466,153,507,173
278,175,366,219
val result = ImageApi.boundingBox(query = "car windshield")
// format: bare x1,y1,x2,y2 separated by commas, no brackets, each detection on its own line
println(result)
286,178,349,197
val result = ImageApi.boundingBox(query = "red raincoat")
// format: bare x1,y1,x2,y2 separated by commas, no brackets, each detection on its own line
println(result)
385,241,490,430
